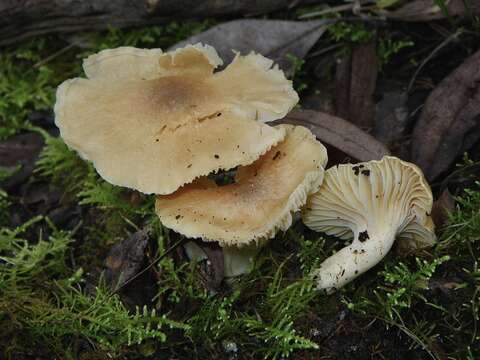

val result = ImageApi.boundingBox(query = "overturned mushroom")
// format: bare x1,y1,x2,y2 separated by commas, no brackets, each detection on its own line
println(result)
156,125,328,276
302,156,436,292
54,44,298,194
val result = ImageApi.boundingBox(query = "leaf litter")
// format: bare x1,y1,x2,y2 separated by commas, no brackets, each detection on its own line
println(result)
172,19,330,75
412,48,480,180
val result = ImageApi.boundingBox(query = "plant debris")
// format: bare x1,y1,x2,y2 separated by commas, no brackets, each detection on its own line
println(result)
172,19,329,75
276,109,390,162
335,40,378,129
431,189,456,230
104,227,151,292
374,90,409,147
0,132,44,191
189,239,225,291
412,49,480,180
381,0,480,22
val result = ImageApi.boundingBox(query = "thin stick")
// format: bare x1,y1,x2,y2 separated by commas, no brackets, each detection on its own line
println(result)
298,0,376,19
33,42,78,68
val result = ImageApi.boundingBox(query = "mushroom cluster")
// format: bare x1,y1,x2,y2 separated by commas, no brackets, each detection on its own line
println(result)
54,43,328,277
54,43,436,287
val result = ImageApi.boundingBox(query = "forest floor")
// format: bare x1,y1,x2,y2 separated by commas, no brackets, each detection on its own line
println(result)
0,2,479,359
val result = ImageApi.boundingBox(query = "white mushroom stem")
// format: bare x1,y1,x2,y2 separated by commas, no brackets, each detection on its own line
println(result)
312,227,397,293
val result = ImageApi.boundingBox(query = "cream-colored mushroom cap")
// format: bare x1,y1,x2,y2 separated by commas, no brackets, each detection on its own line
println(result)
155,125,328,246
54,44,298,194
302,156,436,292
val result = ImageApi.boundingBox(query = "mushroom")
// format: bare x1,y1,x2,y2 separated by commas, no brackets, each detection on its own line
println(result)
302,156,436,292
54,43,298,194
155,125,328,276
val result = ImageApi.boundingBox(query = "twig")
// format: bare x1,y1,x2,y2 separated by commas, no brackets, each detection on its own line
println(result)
298,0,376,19
306,43,343,59
33,41,78,68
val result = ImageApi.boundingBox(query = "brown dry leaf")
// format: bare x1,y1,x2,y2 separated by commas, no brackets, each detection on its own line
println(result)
431,189,456,230
381,0,480,21
171,19,329,76
412,49,480,180
274,109,389,162
374,90,409,146
349,40,378,129
334,40,378,129
190,239,225,291
334,51,351,120
104,228,151,292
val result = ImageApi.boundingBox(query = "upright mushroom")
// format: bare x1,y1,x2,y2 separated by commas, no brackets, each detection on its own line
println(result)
156,125,328,276
302,156,436,292
54,44,298,194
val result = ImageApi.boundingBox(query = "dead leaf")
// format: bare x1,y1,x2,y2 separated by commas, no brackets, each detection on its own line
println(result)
349,40,378,129
19,181,80,228
104,227,151,291
334,51,351,121
274,109,390,162
171,19,329,75
411,49,480,180
188,239,225,291
0,132,44,191
381,0,480,21
431,189,456,229
374,90,409,145
334,39,378,129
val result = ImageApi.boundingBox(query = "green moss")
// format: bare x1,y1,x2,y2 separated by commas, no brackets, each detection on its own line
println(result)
378,35,414,69
0,41,58,139
36,134,91,193
0,217,187,357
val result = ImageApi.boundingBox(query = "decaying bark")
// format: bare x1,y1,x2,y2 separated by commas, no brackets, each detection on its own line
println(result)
0,0,319,46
